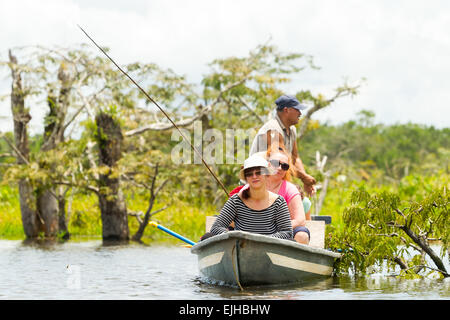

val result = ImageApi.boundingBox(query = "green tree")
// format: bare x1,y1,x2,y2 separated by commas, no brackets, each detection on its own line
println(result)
329,179,449,278
2,42,362,241
300,113,450,182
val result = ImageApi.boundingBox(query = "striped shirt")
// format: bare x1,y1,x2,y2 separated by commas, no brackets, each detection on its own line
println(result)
210,194,293,240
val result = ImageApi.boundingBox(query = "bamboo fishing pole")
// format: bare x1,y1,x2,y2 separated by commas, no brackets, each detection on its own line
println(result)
78,25,229,197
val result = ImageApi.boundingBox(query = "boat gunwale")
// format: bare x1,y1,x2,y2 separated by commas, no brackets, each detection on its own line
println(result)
190,230,341,259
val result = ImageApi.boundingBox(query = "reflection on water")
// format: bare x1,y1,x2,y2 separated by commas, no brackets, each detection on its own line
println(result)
193,274,450,300
0,240,448,300
192,276,338,300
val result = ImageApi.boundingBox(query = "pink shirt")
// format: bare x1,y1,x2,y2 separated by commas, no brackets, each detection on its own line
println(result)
277,180,301,205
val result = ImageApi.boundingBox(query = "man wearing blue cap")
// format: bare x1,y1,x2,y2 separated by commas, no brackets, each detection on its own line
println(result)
249,95,316,196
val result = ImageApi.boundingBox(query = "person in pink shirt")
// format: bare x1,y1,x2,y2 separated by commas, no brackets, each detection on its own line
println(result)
265,148,310,244
231,148,310,244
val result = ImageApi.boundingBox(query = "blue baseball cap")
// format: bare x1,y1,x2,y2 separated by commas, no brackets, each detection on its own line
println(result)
275,95,308,111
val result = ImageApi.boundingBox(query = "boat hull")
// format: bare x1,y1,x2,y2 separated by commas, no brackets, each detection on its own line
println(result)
190,231,341,287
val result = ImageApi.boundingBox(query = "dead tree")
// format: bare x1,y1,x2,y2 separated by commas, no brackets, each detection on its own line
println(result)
130,163,169,242
96,112,129,241
6,48,86,239
8,50,43,238
312,151,331,215
36,62,75,238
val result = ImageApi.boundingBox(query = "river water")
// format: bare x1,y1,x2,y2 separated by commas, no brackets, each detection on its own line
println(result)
0,239,448,300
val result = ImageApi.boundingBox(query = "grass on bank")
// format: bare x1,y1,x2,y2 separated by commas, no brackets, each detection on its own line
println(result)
1,172,448,242
0,183,355,242
0,186,217,243
0,186,22,239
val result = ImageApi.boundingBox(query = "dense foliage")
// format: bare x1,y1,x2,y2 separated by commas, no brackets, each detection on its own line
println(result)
327,173,448,278
300,110,449,181
0,44,448,278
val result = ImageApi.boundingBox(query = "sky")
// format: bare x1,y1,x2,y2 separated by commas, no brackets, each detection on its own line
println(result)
1,0,449,135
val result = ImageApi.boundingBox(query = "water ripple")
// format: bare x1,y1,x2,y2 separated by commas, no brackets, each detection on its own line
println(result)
0,240,448,300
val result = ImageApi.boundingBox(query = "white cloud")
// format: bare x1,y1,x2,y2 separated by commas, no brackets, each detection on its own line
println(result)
1,0,449,135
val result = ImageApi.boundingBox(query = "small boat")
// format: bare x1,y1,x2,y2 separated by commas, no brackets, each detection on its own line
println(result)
190,230,341,287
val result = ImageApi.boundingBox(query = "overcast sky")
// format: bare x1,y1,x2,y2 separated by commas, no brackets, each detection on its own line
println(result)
1,0,449,134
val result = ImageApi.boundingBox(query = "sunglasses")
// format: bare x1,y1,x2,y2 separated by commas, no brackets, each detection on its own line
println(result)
244,167,269,178
268,159,290,171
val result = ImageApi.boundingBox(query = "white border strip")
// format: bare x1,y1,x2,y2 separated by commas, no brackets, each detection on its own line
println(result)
267,252,332,276
199,251,224,270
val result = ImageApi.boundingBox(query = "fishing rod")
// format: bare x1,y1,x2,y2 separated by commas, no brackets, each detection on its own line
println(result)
78,25,229,197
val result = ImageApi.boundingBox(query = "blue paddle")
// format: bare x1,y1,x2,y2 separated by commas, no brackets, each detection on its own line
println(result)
149,221,196,246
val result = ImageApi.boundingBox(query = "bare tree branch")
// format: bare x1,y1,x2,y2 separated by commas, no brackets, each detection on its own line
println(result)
298,83,361,139
54,180,99,195
1,134,29,164
393,256,408,270
0,153,13,158
237,96,264,124
149,205,169,216
124,77,248,136
154,179,169,197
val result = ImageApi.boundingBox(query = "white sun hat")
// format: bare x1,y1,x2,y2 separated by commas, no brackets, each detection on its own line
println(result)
238,154,275,181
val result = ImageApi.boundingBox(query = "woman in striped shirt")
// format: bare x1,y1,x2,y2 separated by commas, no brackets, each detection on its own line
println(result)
210,155,293,240
227,148,310,244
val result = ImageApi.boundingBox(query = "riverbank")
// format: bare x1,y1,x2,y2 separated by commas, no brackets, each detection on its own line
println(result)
0,186,217,243
1,172,447,242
